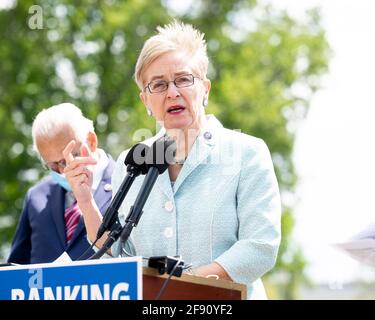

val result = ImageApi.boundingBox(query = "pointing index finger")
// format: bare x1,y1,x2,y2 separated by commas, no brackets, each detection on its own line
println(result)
62,140,76,165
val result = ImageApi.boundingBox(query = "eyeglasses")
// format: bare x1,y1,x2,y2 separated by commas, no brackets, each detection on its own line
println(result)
41,151,80,172
144,74,201,94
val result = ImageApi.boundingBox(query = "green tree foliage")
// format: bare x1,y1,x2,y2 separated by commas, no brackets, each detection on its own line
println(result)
0,0,329,298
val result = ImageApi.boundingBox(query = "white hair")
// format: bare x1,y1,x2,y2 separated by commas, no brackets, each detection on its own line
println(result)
31,103,94,155
135,20,209,89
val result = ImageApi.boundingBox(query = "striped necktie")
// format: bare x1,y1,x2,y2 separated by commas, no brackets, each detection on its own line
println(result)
64,201,81,244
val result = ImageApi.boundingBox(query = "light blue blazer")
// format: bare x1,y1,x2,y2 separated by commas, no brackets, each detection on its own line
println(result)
112,115,281,299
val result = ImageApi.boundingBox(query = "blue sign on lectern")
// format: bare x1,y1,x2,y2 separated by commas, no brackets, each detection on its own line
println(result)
0,257,142,300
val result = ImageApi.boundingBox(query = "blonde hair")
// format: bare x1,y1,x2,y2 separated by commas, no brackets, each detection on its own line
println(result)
134,20,209,90
32,103,94,155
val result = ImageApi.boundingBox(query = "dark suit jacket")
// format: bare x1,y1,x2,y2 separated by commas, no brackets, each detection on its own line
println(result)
8,155,115,264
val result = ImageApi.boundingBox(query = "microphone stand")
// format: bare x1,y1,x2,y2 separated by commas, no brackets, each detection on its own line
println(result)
119,168,159,252
96,164,140,240
88,164,142,260
88,144,150,260
88,222,123,260
118,136,174,256
89,168,160,260
89,137,174,260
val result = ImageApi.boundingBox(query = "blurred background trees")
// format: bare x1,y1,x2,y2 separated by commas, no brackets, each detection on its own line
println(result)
0,0,329,298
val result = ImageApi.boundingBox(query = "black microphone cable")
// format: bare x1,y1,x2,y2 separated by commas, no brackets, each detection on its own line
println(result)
155,256,183,300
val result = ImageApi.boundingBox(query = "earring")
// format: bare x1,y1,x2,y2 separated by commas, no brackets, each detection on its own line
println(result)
146,108,153,116
202,96,208,108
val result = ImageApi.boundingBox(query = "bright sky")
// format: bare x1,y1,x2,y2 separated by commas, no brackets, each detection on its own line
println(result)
272,0,375,284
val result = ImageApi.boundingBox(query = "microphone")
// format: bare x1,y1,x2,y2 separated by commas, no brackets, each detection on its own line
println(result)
88,137,175,260
96,143,149,240
119,136,176,247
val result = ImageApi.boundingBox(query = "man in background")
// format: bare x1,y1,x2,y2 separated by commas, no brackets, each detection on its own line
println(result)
8,103,114,264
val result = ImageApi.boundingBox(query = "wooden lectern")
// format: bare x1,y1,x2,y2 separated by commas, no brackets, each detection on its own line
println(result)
142,267,247,300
